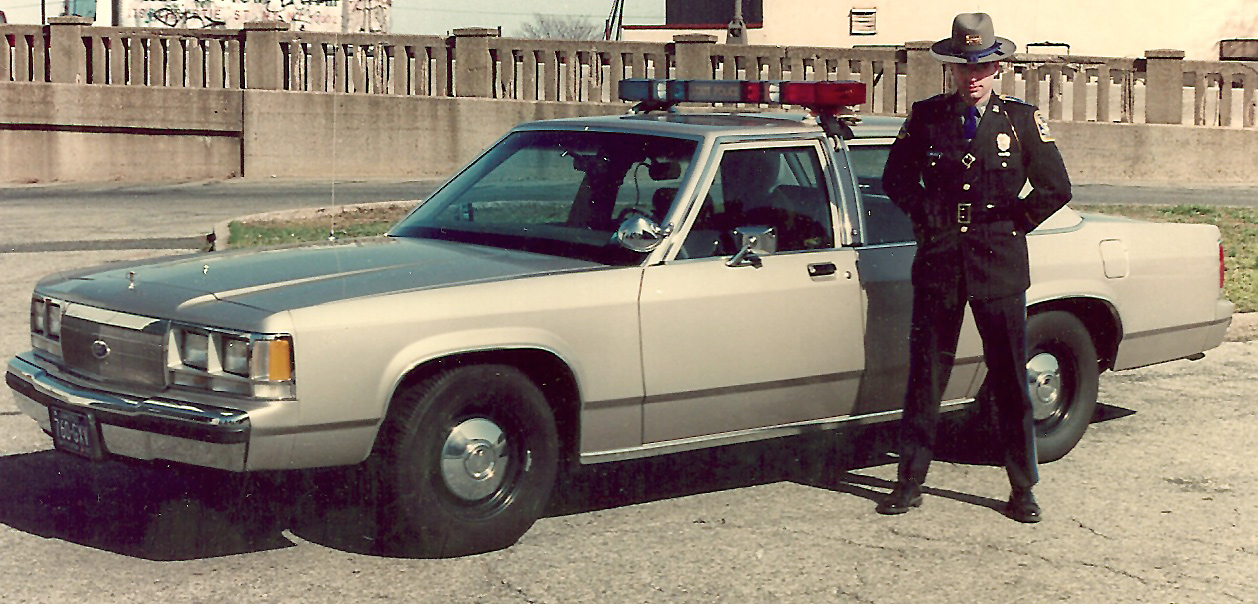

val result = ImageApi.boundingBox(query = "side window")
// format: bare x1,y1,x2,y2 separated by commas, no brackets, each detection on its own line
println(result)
681,146,834,259
848,143,915,245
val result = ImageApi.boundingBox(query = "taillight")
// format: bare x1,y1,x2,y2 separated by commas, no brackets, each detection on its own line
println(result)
1219,243,1226,290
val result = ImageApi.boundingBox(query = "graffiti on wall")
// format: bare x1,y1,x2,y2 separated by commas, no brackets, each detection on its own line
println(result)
344,0,390,33
120,0,389,32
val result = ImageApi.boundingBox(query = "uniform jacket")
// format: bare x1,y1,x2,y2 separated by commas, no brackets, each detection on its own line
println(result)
882,93,1071,300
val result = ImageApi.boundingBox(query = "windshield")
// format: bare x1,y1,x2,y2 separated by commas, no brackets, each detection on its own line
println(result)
390,129,699,266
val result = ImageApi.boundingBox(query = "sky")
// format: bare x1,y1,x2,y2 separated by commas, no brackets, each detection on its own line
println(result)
0,0,666,35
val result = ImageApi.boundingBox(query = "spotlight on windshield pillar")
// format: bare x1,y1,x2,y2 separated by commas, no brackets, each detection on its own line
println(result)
726,0,747,44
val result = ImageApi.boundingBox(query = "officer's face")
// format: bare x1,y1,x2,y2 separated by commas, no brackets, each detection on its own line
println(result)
950,62,1001,106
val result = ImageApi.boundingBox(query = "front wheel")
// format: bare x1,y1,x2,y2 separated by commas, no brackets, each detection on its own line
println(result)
1026,311,1100,462
373,364,558,557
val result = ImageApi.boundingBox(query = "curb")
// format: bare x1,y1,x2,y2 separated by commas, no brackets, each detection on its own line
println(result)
1226,312,1258,342
209,199,424,252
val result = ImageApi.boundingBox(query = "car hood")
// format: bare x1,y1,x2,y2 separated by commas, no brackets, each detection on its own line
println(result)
40,237,604,316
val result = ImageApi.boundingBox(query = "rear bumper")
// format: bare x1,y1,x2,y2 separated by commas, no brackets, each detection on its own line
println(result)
1111,299,1234,371
1204,299,1236,349
6,353,252,471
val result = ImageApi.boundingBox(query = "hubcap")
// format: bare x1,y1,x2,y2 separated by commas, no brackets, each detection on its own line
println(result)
1026,352,1063,421
441,418,509,502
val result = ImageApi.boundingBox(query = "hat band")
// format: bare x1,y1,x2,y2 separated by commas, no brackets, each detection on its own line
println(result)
963,42,1004,63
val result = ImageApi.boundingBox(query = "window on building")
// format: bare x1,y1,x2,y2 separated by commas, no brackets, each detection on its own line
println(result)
850,9,877,36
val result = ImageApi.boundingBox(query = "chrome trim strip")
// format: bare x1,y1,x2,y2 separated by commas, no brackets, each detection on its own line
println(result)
1123,317,1231,341
644,369,865,406
578,396,640,411
580,398,974,464
252,418,378,437
64,304,162,331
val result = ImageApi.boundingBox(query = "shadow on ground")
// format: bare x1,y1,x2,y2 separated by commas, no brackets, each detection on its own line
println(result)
0,403,1135,560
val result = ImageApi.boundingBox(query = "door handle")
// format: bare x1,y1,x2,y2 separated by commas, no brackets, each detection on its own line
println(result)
808,262,837,277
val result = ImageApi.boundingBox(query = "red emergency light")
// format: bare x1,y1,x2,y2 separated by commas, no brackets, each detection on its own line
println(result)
618,78,867,114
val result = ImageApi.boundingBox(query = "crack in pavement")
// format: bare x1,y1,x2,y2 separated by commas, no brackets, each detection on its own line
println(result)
1071,517,1113,539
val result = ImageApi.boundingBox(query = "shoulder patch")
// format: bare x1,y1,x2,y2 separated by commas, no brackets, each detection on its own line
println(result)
1033,109,1054,142
897,109,912,139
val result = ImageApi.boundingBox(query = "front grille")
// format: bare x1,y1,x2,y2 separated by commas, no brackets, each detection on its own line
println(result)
60,305,168,389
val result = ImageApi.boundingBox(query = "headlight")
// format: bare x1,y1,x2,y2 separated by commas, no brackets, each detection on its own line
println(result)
31,298,46,335
181,331,210,371
30,295,64,355
222,336,250,376
170,326,295,399
48,302,62,338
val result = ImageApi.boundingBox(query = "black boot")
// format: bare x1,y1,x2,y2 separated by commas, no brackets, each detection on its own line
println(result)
876,481,923,515
1005,487,1041,523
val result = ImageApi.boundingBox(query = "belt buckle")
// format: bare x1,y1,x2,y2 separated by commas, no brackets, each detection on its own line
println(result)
957,203,972,225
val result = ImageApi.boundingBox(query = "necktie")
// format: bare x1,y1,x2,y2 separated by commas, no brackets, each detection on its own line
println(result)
963,105,978,140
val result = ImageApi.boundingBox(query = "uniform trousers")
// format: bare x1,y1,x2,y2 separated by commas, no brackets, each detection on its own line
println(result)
896,280,1039,491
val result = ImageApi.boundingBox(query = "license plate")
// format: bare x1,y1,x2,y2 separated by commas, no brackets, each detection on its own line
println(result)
50,407,101,460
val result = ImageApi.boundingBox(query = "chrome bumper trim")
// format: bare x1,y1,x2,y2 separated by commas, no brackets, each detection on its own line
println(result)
6,354,251,471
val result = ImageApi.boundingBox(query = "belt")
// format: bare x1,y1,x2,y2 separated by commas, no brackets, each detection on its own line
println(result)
955,202,1013,225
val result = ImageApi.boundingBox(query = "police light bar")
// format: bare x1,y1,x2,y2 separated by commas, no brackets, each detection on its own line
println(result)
618,78,867,113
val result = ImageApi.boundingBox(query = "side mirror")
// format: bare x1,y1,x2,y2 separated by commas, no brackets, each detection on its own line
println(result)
726,225,777,268
615,214,665,253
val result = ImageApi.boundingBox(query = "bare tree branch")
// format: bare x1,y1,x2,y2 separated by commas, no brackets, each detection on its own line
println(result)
517,14,601,40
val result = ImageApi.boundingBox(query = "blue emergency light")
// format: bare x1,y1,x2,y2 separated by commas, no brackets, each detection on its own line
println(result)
618,78,867,114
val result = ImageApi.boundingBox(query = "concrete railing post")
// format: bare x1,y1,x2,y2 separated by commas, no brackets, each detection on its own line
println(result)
48,16,93,84
453,27,498,97
243,21,289,90
1145,49,1185,124
673,34,717,79
904,40,943,106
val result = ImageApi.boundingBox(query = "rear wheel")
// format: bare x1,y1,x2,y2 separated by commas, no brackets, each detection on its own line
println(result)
374,364,558,557
1026,311,1100,462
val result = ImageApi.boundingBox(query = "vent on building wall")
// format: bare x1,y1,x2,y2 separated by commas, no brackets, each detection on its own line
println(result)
850,8,876,35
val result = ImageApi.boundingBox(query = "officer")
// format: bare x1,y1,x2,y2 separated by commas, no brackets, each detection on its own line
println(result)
877,13,1071,523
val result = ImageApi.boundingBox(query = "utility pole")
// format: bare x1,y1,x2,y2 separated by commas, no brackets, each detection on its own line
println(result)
604,0,625,41
726,0,746,45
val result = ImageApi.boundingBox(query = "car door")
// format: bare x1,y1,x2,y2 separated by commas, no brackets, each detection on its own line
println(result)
638,141,866,444
847,138,982,415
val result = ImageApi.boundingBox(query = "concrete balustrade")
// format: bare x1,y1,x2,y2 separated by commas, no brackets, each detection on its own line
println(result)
1,21,1255,184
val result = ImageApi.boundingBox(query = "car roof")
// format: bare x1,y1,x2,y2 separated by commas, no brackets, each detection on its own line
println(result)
516,110,904,142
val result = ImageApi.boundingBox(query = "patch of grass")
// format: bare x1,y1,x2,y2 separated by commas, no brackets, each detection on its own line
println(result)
1074,204,1256,313
227,204,416,248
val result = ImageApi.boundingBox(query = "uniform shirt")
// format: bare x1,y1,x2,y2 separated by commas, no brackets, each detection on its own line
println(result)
882,93,1072,300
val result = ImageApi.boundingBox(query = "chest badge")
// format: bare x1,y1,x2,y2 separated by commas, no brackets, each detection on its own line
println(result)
996,132,1012,152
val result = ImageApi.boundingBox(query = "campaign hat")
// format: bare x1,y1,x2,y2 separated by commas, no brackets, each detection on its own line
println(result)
930,13,1016,63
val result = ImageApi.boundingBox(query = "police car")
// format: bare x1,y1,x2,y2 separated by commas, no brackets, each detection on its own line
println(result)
8,79,1233,557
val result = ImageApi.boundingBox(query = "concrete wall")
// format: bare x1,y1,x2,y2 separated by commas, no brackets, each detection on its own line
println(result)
0,83,241,183
3,81,1258,187
242,91,627,180
1054,121,1258,184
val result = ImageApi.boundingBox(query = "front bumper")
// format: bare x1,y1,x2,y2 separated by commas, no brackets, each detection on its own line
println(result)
6,353,252,471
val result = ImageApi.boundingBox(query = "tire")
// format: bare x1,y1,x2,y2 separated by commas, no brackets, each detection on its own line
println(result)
374,364,558,557
1026,311,1100,462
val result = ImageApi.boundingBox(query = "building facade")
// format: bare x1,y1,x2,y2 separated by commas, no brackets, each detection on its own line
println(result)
625,0,1258,60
